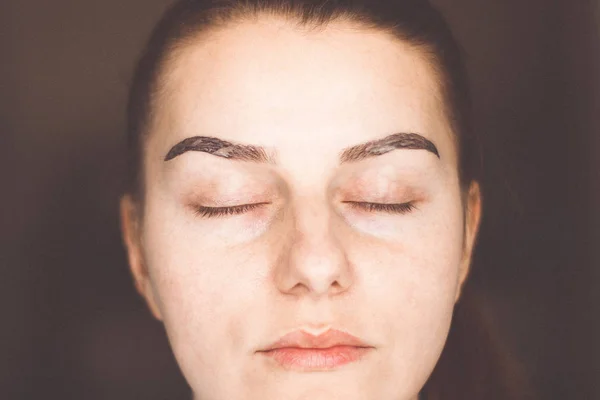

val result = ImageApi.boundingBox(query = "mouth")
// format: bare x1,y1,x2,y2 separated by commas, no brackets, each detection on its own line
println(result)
257,329,374,371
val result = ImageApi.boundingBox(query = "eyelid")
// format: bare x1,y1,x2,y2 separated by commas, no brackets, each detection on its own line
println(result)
191,199,417,219
193,202,269,218
343,201,417,214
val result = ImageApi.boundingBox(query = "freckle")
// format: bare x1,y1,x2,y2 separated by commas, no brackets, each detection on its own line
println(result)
408,295,418,308
406,287,418,309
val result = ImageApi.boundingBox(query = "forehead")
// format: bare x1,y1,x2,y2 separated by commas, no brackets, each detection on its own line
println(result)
151,17,456,167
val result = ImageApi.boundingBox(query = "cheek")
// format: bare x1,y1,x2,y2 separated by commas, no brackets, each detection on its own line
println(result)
383,197,464,314
140,222,267,398
138,197,266,380
142,217,258,329
354,192,465,361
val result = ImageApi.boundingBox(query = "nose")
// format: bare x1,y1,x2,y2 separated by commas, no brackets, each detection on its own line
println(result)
274,198,353,299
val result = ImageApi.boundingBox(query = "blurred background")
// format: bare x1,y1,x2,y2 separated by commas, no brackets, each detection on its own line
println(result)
1,0,598,399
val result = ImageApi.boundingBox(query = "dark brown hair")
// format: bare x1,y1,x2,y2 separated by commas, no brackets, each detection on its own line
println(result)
125,0,529,398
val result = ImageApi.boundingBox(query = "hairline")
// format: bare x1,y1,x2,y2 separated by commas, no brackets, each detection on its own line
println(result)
133,10,464,205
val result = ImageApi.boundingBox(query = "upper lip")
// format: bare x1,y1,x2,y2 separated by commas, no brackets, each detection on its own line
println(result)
260,328,372,351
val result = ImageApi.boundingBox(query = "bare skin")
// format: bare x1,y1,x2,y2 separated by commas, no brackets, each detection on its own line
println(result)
121,16,481,400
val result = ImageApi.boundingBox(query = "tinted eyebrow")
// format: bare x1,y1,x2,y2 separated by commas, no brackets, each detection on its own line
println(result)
164,132,439,164
164,136,275,163
339,132,440,163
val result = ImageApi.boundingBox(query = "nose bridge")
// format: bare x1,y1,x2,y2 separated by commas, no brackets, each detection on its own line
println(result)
293,195,332,243
278,193,352,297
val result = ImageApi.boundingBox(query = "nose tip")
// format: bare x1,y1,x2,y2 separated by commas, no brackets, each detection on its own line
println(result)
275,219,353,298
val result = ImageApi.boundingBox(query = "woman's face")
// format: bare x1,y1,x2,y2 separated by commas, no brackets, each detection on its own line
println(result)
121,17,481,400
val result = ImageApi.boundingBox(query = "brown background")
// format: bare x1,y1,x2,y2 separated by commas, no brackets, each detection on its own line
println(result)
1,0,598,399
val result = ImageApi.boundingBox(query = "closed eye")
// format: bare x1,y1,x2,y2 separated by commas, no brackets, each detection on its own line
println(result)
343,201,416,214
193,202,269,218
193,201,416,218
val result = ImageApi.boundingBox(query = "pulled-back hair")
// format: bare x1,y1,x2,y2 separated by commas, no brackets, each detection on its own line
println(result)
125,1,529,398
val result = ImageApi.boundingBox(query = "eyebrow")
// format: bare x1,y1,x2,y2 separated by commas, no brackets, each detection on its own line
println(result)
164,132,440,164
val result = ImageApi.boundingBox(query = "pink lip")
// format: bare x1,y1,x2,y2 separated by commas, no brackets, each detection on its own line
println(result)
258,329,374,371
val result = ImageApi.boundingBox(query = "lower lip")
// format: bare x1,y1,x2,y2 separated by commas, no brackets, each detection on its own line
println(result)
260,346,372,371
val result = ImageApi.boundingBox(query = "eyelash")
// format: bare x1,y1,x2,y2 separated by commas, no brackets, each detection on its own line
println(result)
193,201,416,218
344,201,416,214
193,203,267,218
